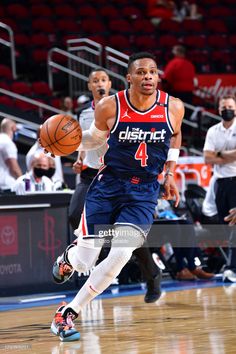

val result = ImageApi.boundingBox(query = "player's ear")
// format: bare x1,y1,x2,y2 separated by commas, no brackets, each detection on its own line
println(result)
126,73,131,83
88,81,92,91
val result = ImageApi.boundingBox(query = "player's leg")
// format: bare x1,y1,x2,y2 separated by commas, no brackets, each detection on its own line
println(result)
134,244,162,303
68,180,90,230
51,235,104,341
62,224,144,313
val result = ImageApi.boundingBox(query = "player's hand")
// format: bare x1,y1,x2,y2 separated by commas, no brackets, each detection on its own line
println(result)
72,158,83,174
38,138,55,158
224,208,236,226
162,175,180,207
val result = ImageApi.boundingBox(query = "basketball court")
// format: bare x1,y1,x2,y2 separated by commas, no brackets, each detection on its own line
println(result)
1,280,236,354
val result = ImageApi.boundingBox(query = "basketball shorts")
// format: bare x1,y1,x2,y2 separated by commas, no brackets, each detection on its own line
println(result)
76,169,160,240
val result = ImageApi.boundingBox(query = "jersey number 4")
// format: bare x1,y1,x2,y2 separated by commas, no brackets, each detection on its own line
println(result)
135,142,148,167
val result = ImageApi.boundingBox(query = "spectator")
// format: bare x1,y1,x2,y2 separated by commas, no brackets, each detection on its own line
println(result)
26,128,64,185
0,118,22,191
174,1,202,21
14,153,53,195
147,0,175,24
60,96,76,119
162,45,196,104
203,94,236,283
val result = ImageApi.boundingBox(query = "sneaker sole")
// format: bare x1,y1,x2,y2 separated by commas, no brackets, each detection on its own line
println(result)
51,322,80,341
60,330,81,342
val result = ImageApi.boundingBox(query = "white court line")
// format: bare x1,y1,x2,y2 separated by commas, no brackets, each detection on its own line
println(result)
20,295,66,303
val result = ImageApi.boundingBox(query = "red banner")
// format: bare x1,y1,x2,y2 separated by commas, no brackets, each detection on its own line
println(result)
0,216,18,256
196,74,236,101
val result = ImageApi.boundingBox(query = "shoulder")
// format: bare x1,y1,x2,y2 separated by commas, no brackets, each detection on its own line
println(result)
96,95,116,113
207,122,221,134
169,96,185,116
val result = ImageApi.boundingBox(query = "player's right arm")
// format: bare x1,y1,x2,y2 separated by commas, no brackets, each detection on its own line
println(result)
77,96,116,151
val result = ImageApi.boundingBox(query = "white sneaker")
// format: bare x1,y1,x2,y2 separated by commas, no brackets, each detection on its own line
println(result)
223,270,236,283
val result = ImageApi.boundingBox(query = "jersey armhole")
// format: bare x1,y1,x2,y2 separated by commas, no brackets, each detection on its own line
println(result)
165,94,174,134
110,94,120,133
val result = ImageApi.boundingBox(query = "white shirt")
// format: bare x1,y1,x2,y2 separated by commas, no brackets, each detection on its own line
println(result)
203,119,236,178
0,133,18,190
13,170,53,195
26,142,64,183
202,175,218,217
79,103,107,169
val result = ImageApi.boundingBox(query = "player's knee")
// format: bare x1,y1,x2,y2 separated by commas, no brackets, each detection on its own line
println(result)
113,225,145,249
69,254,95,273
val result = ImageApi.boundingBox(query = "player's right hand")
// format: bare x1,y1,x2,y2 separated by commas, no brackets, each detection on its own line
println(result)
38,138,55,158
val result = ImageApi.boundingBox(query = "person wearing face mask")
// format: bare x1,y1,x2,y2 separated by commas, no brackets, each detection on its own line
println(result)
0,118,22,191
46,157,67,191
203,94,236,283
13,153,53,195
26,128,64,185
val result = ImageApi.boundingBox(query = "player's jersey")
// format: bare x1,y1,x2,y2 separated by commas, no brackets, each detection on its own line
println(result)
103,89,174,178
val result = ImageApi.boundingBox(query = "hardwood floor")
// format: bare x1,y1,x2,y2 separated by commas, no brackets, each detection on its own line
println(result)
1,285,236,354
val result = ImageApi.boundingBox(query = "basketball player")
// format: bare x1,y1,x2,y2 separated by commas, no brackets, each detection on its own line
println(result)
50,52,184,342
62,67,162,304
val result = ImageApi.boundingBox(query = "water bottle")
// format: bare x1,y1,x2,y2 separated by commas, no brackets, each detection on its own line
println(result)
24,174,31,191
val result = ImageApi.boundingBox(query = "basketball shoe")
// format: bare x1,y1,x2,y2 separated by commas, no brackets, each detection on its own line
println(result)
52,243,76,284
51,302,80,342
144,271,162,303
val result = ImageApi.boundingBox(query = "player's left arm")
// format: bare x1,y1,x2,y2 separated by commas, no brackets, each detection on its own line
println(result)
163,97,185,207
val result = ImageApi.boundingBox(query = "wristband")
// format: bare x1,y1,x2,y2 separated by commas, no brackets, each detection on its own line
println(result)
167,148,180,162
165,169,174,177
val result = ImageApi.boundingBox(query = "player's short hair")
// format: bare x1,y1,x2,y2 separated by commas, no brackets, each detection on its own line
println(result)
127,52,157,72
89,67,110,80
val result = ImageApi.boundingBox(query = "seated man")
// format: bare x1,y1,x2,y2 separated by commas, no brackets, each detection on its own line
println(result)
13,153,53,194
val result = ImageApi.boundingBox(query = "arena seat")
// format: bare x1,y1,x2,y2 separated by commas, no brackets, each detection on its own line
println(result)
0,64,13,80
31,5,53,17
11,81,31,95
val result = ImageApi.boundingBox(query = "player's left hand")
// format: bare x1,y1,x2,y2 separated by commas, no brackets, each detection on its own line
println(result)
224,208,236,226
162,175,180,207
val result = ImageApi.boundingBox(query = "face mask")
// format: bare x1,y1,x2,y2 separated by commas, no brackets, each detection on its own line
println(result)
44,168,56,178
221,109,235,121
33,167,47,178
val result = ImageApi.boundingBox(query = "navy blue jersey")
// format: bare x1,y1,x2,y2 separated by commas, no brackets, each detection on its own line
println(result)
103,89,174,178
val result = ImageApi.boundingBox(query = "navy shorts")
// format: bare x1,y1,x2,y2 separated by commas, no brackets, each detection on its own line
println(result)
80,169,160,237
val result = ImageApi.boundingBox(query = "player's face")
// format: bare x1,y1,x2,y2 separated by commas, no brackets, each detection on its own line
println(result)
88,71,111,100
127,58,159,96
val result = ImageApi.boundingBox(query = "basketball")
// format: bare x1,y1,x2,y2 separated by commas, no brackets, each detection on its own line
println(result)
40,114,82,156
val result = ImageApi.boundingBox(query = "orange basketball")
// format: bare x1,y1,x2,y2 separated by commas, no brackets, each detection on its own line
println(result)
40,114,82,156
